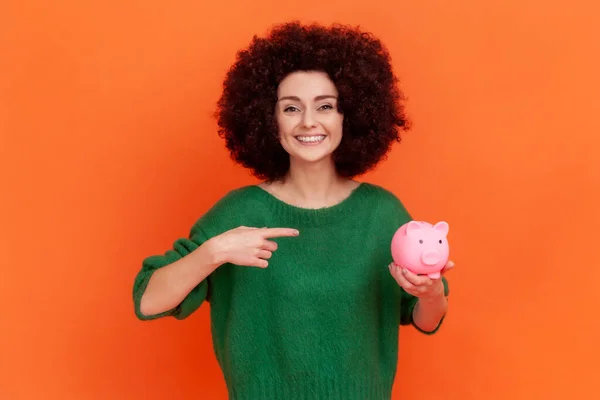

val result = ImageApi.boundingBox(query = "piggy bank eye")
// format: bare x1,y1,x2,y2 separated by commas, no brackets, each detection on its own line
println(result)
439,239,442,244
419,239,423,244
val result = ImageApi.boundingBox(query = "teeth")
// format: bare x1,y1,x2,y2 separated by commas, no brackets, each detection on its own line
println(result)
296,135,325,143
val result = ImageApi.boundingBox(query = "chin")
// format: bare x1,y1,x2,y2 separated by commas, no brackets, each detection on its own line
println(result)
290,150,335,165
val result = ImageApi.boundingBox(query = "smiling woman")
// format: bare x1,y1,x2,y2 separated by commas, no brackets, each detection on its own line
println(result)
132,20,452,400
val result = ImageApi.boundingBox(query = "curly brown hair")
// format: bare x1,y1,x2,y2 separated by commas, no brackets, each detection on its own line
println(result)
215,21,410,181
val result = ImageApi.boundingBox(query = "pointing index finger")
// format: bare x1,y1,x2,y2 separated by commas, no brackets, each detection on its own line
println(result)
260,228,300,238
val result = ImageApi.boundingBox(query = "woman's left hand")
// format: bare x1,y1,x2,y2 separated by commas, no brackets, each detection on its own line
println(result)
389,261,454,299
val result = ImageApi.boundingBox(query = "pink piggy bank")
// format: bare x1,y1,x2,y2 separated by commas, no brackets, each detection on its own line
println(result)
390,221,450,279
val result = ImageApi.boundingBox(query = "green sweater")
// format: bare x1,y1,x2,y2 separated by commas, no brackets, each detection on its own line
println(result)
133,183,448,400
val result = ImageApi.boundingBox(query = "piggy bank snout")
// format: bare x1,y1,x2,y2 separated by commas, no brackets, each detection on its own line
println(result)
420,250,444,266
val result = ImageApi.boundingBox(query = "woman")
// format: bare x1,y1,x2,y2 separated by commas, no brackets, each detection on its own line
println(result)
133,21,453,399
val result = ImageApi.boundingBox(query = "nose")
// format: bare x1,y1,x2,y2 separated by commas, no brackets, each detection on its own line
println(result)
420,251,441,266
302,109,317,128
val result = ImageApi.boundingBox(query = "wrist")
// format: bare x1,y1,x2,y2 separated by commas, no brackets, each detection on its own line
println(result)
419,280,447,303
196,238,225,272
414,285,448,317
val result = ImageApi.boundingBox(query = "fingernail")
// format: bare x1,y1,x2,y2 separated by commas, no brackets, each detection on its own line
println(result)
294,230,299,235
402,269,408,275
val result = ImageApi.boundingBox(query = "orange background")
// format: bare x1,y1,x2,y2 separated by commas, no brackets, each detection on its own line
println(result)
2,0,599,399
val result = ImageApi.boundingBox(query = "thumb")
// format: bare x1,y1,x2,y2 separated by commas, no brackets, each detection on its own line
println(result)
442,260,455,273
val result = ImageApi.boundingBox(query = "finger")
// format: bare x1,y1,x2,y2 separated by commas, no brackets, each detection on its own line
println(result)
442,260,455,274
261,239,278,252
391,264,415,291
260,228,300,238
252,258,268,268
256,250,272,260
402,268,431,287
388,263,400,281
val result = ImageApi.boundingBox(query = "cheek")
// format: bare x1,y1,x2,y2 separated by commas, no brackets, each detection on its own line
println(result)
276,115,296,137
327,115,344,137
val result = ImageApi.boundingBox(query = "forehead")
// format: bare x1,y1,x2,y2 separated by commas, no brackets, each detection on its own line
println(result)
277,71,338,98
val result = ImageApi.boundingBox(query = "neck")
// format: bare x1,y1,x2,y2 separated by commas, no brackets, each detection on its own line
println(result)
281,157,348,204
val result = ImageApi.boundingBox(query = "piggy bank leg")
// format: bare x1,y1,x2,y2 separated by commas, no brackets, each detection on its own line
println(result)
428,272,441,279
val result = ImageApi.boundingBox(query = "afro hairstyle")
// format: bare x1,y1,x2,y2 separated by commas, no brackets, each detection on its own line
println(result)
215,21,410,181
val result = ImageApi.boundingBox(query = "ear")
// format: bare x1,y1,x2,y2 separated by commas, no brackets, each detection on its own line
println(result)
405,221,423,237
433,221,449,235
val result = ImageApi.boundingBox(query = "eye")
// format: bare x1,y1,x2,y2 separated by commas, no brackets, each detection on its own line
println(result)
318,104,333,111
419,239,423,244
284,106,300,113
439,240,442,244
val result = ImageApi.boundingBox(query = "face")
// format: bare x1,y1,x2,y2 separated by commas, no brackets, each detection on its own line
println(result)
275,71,344,165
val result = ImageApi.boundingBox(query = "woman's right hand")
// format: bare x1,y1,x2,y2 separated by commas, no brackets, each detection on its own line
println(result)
206,226,299,268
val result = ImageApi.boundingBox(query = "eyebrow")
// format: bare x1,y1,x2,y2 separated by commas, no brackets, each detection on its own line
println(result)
277,95,338,102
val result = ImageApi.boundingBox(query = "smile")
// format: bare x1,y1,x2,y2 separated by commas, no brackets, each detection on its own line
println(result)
295,135,326,144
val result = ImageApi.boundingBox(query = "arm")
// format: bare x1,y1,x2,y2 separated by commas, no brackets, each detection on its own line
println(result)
133,222,214,321
138,241,220,317
133,224,299,320
394,264,451,334
412,278,449,333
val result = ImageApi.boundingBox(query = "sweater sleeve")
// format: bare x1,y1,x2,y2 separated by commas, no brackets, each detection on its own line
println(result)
132,222,210,321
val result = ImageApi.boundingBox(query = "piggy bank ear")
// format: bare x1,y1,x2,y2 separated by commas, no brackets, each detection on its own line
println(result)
433,221,449,235
405,221,423,236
